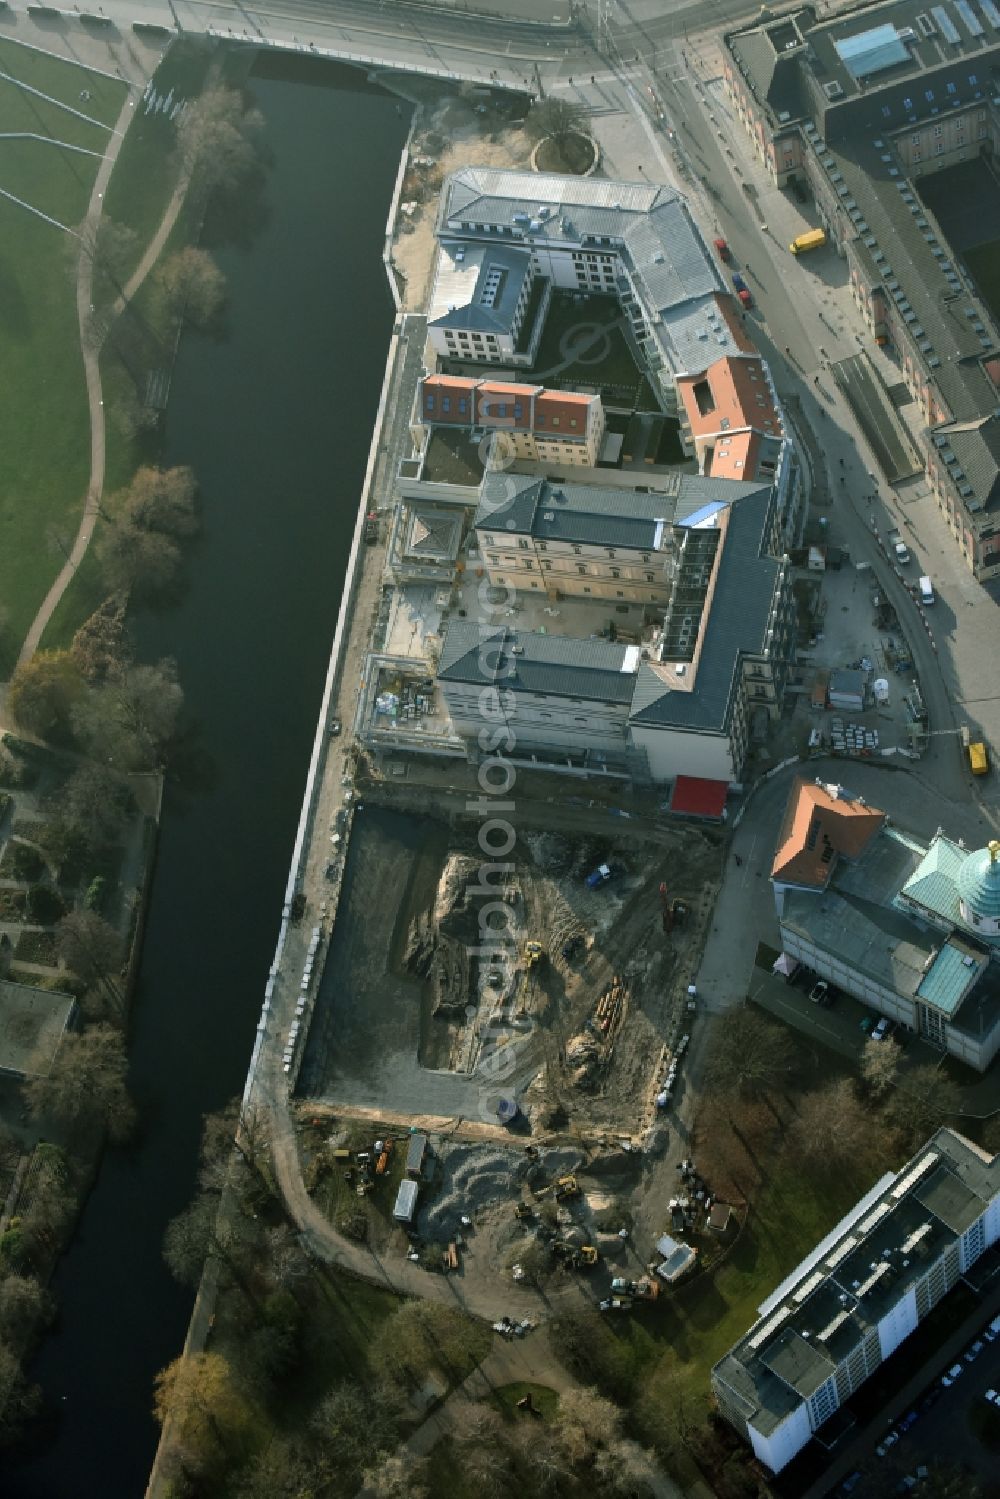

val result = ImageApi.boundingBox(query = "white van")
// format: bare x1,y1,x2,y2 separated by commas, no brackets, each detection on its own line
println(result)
919,575,934,605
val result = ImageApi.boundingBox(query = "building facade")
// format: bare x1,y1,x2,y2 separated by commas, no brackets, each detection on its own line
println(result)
773,780,1000,1070
723,0,1000,579
713,1128,1000,1473
414,375,606,468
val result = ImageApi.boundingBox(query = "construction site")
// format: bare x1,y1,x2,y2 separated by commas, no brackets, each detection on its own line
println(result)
297,803,722,1138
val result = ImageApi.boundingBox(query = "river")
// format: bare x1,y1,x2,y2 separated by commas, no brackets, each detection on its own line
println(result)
4,56,409,1498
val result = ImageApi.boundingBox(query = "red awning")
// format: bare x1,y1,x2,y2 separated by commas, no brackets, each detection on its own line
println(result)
669,776,728,820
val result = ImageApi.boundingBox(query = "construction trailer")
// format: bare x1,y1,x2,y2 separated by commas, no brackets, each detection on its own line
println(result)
393,1178,419,1226
406,1132,429,1180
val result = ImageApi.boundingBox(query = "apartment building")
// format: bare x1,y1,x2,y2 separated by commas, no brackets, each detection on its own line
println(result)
474,472,675,607
723,0,1000,579
773,779,1000,1070
427,241,549,366
414,374,606,467
713,1128,1000,1473
434,168,754,418
436,473,796,785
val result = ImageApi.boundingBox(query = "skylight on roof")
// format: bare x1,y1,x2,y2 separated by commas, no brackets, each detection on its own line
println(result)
836,24,908,77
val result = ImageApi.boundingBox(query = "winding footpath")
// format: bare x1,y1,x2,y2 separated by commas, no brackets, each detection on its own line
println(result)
17,95,193,669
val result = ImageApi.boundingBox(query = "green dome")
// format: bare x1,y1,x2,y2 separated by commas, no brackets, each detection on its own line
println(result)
957,841,1000,921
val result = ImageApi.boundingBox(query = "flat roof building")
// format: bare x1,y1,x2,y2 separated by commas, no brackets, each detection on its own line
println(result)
713,1128,1000,1472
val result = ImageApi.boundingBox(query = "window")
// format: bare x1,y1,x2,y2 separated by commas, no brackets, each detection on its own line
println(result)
572,544,582,555
913,150,922,162
538,542,548,551
518,539,529,550
488,553,499,564
610,568,620,579
458,398,467,413
570,418,578,428
925,89,934,102
513,403,523,419
934,124,942,137
583,587,591,594
497,403,506,418
645,573,655,583
577,564,587,574
551,417,560,427
946,81,957,94
969,73,978,86
882,105,891,118
903,97,913,111
912,133,921,144
935,142,944,154
616,591,624,598
484,535,495,545
442,397,451,413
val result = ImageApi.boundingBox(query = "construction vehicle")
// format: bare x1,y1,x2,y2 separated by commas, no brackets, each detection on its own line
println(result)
443,1242,459,1272
535,1173,580,1202
585,862,613,890
524,940,544,969
552,1240,599,1270
659,885,688,933
514,1201,534,1222
375,1138,393,1176
789,227,827,254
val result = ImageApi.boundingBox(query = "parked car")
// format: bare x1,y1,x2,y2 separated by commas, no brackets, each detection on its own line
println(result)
363,511,379,544
965,1339,985,1362
872,1018,890,1042
809,980,830,1005
985,1389,999,1405
841,1475,863,1494
941,1363,964,1386
898,1410,918,1432
876,1431,900,1457
713,236,731,262
985,1313,1000,1342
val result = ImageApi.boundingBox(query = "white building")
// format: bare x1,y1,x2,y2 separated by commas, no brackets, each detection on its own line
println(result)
713,1128,1000,1473
773,780,1000,1072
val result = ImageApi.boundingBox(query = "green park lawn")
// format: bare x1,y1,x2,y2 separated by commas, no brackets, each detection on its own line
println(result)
101,40,213,279
0,41,126,675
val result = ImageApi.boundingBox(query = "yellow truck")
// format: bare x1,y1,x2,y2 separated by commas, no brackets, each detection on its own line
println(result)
969,741,989,776
790,228,827,255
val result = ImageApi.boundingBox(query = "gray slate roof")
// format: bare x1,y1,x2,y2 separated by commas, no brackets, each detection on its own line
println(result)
630,484,780,732
438,167,725,319
438,622,638,705
475,472,677,550
936,413,1000,514
429,243,532,335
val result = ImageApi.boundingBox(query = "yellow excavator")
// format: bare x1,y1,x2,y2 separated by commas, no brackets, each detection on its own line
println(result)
524,940,544,969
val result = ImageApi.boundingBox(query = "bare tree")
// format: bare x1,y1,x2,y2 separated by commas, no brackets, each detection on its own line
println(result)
75,217,139,308
788,1080,871,1173
56,910,125,1015
0,1344,40,1443
362,1452,429,1499
705,1006,797,1103
0,1276,55,1342
861,1035,902,1098
176,87,263,194
96,521,181,598
25,1024,134,1141
525,96,586,146
71,658,184,769
58,763,134,853
163,1194,261,1310
156,248,226,328
888,1065,961,1148
117,465,198,539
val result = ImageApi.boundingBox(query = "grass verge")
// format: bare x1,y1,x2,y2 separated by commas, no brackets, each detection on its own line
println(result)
0,45,126,675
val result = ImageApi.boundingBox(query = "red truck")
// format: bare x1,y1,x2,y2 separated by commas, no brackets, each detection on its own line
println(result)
714,236,731,262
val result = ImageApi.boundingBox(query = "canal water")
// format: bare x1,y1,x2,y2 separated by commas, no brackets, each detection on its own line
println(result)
5,57,408,1498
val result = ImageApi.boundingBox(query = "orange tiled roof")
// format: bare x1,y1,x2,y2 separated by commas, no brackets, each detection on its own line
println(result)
678,355,781,443
772,777,885,889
